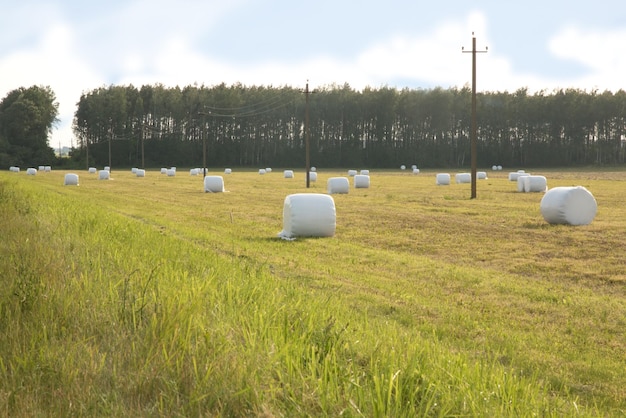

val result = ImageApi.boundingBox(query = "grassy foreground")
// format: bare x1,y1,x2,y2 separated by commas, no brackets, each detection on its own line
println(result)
0,167,624,416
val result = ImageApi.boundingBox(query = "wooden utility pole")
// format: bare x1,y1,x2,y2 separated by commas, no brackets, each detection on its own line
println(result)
305,81,311,188
463,33,487,199
108,130,112,173
141,123,145,169
196,112,209,177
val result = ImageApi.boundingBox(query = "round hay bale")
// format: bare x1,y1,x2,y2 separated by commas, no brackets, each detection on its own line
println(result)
497,165,503,171
259,169,266,175
400,165,406,170
98,170,110,180
160,167,167,174
104,166,110,172
190,168,199,176
348,169,357,176
455,173,471,183
224,168,232,174
131,167,138,174
492,165,498,171
540,186,597,225
412,168,420,174
44,166,51,172
38,165,45,171
523,175,547,193
166,169,176,177
284,170,294,178
266,168,272,173
278,193,336,239
136,169,146,177
204,176,224,193
327,177,349,194
360,169,369,175
509,171,530,182
64,173,79,186
517,176,526,192
354,174,370,188
477,171,487,179
309,171,317,182
436,173,450,185
170,167,177,172
411,165,417,170
88,167,97,174
26,168,37,175
310,166,316,172
9,166,19,172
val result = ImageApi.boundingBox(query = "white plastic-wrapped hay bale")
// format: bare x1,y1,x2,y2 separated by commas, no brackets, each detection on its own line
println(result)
411,165,417,170
224,168,232,174
167,169,176,177
204,175,225,193
9,166,19,172
413,168,420,174
44,166,51,172
131,167,138,174
309,171,317,182
136,169,146,177
540,186,597,225
170,167,176,172
477,171,487,179
98,170,110,180
492,165,498,171
455,173,471,184
436,173,450,185
327,177,349,194
88,167,96,174
104,166,110,172
284,170,294,178
278,193,336,239
310,166,316,172
360,169,369,175
348,169,357,176
266,168,272,173
160,167,167,174
523,175,547,193
38,165,45,171
190,168,199,176
400,165,406,170
64,173,79,186
259,169,266,175
354,174,370,188
509,171,530,182
26,168,37,175
516,173,531,192
497,165,502,171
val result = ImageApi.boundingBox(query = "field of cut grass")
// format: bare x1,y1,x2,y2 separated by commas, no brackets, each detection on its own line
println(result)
1,166,624,416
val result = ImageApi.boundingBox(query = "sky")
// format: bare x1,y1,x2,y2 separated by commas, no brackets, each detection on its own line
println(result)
1,0,626,149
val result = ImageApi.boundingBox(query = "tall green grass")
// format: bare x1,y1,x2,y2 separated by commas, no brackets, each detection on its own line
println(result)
1,168,624,416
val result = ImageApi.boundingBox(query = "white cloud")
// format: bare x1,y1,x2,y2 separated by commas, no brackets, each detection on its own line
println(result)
548,26,626,91
0,22,103,148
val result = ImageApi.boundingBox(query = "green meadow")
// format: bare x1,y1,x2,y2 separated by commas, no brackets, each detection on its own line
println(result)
0,167,624,417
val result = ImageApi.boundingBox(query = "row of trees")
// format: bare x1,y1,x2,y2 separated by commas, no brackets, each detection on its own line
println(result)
0,86,58,168
72,83,626,169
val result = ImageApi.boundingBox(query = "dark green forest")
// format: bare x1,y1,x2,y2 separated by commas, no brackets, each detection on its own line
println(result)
68,83,626,169
0,86,58,167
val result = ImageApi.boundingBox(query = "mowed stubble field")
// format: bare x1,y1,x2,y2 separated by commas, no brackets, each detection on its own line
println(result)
3,166,626,414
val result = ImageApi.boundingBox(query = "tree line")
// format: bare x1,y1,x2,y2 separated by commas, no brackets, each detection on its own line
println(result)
72,83,626,169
